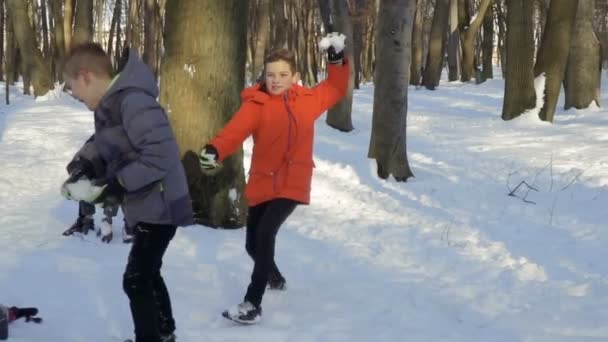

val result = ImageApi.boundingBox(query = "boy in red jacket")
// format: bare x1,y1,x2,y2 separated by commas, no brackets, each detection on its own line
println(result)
200,33,349,324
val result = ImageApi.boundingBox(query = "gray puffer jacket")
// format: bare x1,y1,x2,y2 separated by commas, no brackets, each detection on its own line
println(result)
92,50,193,228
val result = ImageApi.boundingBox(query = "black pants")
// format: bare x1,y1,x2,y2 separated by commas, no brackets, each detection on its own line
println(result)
244,198,298,307
123,223,177,342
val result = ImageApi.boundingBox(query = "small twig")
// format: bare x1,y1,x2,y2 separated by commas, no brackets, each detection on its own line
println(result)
560,170,584,191
549,154,554,192
508,180,538,204
548,197,558,225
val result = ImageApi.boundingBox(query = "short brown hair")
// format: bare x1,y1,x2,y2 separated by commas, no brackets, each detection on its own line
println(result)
263,48,297,74
63,42,113,79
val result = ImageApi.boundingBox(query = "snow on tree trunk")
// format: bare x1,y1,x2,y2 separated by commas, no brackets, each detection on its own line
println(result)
368,0,415,182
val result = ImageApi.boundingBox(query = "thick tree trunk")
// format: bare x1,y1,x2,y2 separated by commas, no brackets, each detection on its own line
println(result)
369,0,415,182
534,0,579,122
564,0,601,109
6,0,53,97
502,0,535,120
410,0,425,86
422,0,449,90
73,0,94,45
161,0,248,228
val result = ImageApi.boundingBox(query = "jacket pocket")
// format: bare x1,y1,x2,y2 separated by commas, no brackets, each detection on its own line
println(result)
285,160,314,192
246,171,277,199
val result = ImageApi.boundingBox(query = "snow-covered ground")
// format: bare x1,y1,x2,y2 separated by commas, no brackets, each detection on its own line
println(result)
1,74,607,341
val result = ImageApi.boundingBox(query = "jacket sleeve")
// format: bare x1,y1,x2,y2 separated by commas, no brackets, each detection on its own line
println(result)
115,92,179,192
309,58,350,119
209,101,260,163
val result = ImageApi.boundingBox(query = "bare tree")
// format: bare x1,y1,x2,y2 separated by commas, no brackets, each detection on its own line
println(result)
270,0,287,48
6,0,53,96
459,0,492,82
369,0,416,182
73,0,94,45
502,0,535,120
318,0,355,132
143,0,161,76
481,0,493,81
564,0,601,109
64,0,74,49
160,1,249,228
534,0,579,122
422,0,449,90
447,0,460,81
249,0,270,83
410,0,425,85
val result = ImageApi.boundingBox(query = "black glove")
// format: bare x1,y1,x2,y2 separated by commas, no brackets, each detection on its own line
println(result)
327,45,344,64
9,307,42,323
66,158,95,183
91,178,125,205
199,144,219,171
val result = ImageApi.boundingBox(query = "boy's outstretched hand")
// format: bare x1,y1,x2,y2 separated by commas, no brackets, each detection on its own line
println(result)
319,32,346,64
199,145,219,172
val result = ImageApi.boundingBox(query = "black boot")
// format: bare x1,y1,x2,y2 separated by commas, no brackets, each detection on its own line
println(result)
268,272,287,290
62,215,93,236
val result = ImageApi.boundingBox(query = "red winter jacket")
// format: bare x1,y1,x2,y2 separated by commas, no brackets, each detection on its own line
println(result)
209,60,350,206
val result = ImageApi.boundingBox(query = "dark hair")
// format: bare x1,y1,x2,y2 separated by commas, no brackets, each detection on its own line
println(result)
263,48,297,74
63,42,113,79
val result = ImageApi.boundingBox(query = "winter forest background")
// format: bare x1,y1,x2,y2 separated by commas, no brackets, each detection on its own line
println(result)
1,1,608,341
1,0,606,228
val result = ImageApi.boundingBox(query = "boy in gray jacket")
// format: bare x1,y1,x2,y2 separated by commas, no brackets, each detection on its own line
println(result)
61,43,193,342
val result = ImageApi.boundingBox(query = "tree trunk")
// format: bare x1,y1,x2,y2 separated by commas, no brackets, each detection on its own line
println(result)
6,0,53,97
161,0,248,228
502,0,535,120
481,0,493,81
409,0,424,85
126,0,142,51
422,0,449,90
270,0,287,48
352,0,366,89
369,0,415,182
0,0,4,81
460,0,492,82
73,0,94,45
49,0,65,80
534,0,579,122
495,0,506,76
143,0,160,76
64,0,74,50
323,0,355,132
40,0,50,59
95,0,105,44
107,0,121,64
447,0,460,81
564,0,601,109
250,0,270,83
